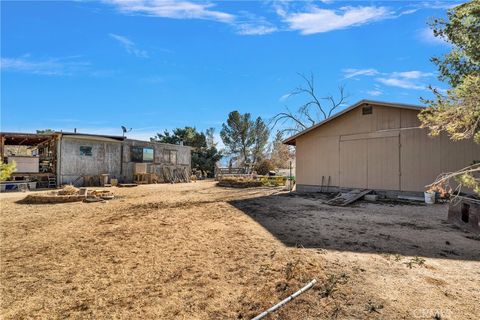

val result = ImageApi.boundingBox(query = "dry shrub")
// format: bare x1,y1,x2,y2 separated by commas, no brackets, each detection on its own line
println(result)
235,251,331,319
19,194,85,204
217,177,263,188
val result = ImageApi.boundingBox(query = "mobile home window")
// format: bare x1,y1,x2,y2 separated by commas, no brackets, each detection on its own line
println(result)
79,146,92,156
131,146,154,163
163,149,177,164
143,148,154,162
362,105,373,115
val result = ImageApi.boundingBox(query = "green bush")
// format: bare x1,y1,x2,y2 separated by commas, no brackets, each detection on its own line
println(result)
0,161,16,181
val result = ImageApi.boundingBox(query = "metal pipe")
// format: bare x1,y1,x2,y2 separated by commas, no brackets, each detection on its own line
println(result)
251,279,317,320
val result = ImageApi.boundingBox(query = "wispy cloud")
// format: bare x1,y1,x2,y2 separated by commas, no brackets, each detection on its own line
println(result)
376,77,426,90
418,1,462,10
105,0,234,23
109,33,148,58
104,1,425,36
279,93,291,102
236,23,277,35
366,85,383,96
106,0,276,36
343,67,434,91
235,13,278,35
342,68,379,79
417,27,449,45
390,71,433,79
280,5,394,35
377,70,432,90
1,56,90,76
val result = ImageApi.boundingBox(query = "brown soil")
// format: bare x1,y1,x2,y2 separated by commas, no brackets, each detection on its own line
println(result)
1,181,479,319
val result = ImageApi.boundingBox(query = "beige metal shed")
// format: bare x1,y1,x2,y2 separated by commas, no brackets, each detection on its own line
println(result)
284,100,480,194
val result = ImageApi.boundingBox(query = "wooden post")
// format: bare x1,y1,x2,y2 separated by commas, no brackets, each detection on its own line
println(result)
289,160,292,192
0,135,5,163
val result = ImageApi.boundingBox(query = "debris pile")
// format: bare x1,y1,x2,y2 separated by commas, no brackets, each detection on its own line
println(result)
57,185,79,195
20,185,115,204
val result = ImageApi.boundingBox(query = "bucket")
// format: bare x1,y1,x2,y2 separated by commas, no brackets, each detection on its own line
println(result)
424,191,436,204
28,182,37,190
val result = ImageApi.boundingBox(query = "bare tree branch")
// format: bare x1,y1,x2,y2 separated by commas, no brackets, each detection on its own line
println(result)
271,73,349,134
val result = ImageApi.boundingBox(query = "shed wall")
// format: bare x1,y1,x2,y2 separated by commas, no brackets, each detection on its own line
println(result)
295,104,480,193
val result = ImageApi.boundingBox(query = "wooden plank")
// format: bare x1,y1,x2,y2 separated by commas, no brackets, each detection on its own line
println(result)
326,189,372,206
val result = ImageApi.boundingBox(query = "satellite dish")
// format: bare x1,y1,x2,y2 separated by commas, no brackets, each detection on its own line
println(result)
121,126,132,137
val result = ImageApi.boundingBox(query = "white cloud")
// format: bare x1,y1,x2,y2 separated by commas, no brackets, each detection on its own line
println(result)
343,68,379,79
376,77,426,90
1,56,90,76
236,22,277,35
390,70,433,79
419,1,462,10
105,0,234,23
106,0,277,36
400,9,418,15
282,6,393,35
377,70,433,90
279,93,291,102
234,11,278,35
343,66,435,91
418,27,449,45
367,89,383,96
109,33,148,58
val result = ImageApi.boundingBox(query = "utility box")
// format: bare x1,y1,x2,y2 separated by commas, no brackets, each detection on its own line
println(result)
8,156,39,173
448,197,480,234
134,163,148,174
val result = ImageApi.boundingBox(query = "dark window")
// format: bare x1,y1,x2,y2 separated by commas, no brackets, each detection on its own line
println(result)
79,146,92,156
362,105,373,115
131,146,154,162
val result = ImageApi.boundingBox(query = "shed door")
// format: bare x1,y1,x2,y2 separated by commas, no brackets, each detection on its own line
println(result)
366,137,400,190
340,137,400,190
340,139,367,188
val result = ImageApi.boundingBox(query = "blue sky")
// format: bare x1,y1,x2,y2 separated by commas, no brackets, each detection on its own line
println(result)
1,0,457,141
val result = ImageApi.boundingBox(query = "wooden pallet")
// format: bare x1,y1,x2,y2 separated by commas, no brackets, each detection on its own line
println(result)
325,189,372,206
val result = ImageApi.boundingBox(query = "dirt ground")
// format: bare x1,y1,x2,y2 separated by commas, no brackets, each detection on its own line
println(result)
1,181,479,319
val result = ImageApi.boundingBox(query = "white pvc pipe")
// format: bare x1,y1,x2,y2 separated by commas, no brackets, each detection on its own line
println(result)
251,279,317,320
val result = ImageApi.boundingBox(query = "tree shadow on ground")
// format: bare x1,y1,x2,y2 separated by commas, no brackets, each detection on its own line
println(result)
229,192,480,261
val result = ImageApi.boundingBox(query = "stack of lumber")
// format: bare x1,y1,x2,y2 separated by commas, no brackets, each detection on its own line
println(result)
161,166,190,183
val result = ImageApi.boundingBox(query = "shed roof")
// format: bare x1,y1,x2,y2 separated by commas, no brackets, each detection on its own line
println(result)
0,132,57,145
282,100,423,145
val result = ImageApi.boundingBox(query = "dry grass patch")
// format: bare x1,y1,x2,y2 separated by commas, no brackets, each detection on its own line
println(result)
1,181,479,319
